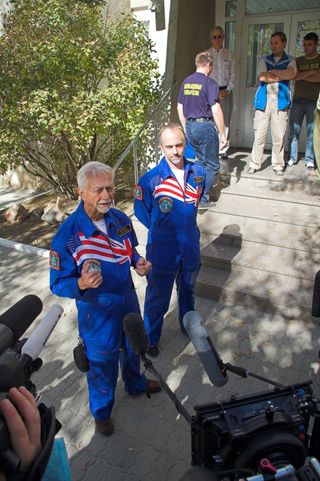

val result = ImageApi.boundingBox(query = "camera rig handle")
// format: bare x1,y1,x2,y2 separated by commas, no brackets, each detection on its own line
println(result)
223,362,285,388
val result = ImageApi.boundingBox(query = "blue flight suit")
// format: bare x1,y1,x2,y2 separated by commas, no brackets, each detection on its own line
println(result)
50,202,147,421
134,157,205,345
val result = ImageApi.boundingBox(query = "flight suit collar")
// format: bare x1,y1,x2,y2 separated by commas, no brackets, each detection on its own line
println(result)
76,201,114,238
160,156,193,180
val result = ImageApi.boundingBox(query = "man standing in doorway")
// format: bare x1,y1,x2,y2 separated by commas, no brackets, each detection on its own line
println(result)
134,123,205,357
248,32,297,176
177,51,227,210
288,32,320,171
207,25,236,158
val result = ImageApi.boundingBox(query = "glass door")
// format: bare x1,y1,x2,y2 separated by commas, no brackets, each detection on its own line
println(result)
237,10,320,150
238,15,291,149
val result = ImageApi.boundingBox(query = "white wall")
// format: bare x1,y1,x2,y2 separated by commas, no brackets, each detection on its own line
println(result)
132,0,171,76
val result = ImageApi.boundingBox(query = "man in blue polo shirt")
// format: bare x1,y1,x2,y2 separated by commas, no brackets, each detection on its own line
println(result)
177,51,227,210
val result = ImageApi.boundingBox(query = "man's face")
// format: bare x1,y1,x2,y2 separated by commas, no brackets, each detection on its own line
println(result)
270,36,286,57
303,39,318,57
78,172,115,220
160,128,186,169
211,29,224,50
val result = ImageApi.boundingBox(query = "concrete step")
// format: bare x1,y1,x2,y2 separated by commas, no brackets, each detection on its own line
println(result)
197,211,319,252
198,194,320,228
219,153,320,196
200,237,319,280
214,179,320,207
195,263,315,320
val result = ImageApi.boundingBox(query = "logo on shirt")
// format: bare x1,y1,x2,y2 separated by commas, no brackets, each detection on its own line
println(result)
117,224,132,237
133,184,143,200
158,196,173,213
194,176,205,183
49,250,61,270
183,83,202,96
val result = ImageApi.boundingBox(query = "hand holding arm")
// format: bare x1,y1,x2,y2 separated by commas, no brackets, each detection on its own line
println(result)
268,67,296,80
295,69,320,82
259,71,280,82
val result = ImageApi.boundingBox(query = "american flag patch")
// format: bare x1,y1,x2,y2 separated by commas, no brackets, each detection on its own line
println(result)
66,232,132,266
154,178,200,204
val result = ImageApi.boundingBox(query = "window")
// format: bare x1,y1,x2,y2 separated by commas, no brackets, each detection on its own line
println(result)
226,0,237,17
245,0,320,15
225,21,236,52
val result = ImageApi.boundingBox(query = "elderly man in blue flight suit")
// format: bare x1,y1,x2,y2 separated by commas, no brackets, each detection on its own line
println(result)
134,123,205,357
50,162,160,437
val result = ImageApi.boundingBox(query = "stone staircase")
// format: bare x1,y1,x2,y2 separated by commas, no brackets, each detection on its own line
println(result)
132,150,320,322
196,150,320,321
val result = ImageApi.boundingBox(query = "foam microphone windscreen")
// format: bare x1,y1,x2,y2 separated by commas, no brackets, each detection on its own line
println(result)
123,312,149,355
0,294,43,341
183,311,228,387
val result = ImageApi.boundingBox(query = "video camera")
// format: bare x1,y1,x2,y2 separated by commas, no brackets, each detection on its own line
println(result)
123,311,320,481
0,295,63,481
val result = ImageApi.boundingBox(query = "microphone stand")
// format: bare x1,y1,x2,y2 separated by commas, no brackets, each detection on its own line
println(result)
141,353,192,425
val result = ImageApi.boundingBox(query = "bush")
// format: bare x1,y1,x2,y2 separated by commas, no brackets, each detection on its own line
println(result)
0,0,161,198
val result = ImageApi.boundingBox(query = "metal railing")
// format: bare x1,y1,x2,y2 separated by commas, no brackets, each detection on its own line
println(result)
113,81,177,184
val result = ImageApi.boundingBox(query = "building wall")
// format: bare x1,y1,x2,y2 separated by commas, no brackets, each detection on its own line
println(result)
167,0,216,119
103,0,131,17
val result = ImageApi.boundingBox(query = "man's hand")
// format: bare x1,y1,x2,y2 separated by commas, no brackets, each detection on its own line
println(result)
219,134,229,150
259,71,280,82
0,386,42,471
219,90,230,100
78,260,103,290
135,257,152,277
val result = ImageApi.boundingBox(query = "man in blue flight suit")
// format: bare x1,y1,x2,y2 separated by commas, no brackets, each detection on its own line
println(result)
134,123,205,357
50,162,160,437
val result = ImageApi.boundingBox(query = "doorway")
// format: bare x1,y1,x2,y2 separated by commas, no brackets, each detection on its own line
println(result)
236,10,320,150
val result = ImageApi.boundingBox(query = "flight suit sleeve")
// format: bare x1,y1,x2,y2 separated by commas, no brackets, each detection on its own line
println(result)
133,178,153,229
49,233,83,300
130,222,142,267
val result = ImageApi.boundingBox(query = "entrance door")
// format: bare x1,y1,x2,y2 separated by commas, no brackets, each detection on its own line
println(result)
237,11,320,150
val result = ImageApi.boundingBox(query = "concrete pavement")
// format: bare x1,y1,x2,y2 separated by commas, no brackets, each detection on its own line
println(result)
1,237,320,480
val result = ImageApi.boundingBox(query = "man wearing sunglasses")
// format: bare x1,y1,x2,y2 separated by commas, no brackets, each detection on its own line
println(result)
207,26,235,159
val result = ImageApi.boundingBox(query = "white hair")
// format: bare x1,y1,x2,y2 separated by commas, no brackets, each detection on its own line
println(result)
77,161,114,189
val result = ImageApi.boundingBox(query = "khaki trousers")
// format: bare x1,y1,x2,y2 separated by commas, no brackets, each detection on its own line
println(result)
250,101,288,170
219,92,233,155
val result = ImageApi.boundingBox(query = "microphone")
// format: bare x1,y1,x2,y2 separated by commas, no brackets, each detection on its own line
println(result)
123,312,149,356
0,295,43,355
20,304,64,366
183,311,228,387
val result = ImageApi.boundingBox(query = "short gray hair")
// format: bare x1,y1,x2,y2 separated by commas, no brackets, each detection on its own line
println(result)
77,161,114,189
210,26,224,36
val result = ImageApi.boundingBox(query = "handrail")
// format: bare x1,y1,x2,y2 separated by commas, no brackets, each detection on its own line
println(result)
113,80,178,183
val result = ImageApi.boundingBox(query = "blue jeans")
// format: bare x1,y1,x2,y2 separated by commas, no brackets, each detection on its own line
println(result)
186,120,219,202
288,99,316,165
